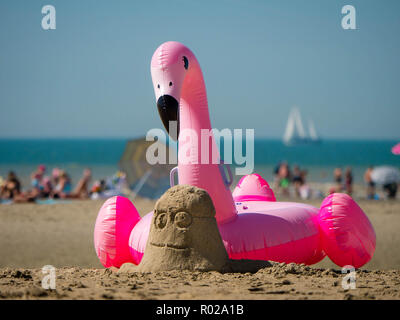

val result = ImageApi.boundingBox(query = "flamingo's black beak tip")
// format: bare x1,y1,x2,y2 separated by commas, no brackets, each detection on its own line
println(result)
157,95,179,140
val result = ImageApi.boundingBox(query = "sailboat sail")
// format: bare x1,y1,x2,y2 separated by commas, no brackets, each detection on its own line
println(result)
283,107,320,145
283,109,296,143
308,119,319,141
293,108,306,138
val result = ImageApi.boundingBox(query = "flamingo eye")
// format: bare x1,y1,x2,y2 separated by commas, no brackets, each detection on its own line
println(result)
169,82,173,87
183,56,189,70
157,84,160,89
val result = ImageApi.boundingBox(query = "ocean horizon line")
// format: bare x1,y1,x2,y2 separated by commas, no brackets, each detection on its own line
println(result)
0,137,398,142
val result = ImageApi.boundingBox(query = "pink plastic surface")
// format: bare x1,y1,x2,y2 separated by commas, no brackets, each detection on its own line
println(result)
221,201,325,264
392,142,400,155
318,193,376,268
93,41,376,269
128,211,153,264
151,41,237,225
233,173,276,202
127,201,325,265
94,196,140,268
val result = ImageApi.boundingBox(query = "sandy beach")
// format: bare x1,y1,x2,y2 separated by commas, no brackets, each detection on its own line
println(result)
0,193,399,300
2,0,400,305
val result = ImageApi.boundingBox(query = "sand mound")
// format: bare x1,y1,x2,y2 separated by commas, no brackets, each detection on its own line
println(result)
123,185,229,272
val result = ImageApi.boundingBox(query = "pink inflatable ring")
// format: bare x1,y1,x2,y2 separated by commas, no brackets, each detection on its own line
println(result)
94,42,376,269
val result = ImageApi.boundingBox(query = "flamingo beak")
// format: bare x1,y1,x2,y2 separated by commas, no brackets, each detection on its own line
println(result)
157,95,179,140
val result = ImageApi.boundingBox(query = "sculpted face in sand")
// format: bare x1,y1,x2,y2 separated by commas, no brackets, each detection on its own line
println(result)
150,187,215,251
129,185,229,272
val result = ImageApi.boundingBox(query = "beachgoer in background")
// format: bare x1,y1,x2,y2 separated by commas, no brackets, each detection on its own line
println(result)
0,176,4,193
90,179,107,199
31,165,46,190
29,165,56,199
53,170,72,199
292,165,303,197
0,171,21,199
333,167,343,192
383,182,398,199
39,177,53,198
91,179,106,195
345,167,353,196
299,169,311,199
301,169,308,184
273,161,282,192
364,166,376,199
278,162,291,196
71,168,92,199
51,168,61,188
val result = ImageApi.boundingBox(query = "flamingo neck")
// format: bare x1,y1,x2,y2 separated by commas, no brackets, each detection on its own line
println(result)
180,63,211,132
177,61,237,224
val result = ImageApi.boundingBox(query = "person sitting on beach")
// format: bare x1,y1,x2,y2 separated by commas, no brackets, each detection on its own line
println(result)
31,165,46,190
332,167,343,193
292,165,303,197
39,176,53,198
0,170,49,203
344,167,353,196
278,162,291,196
0,171,21,199
298,170,312,200
22,175,55,201
70,168,92,199
272,161,282,192
51,168,61,188
383,182,398,200
91,180,103,193
89,179,108,199
364,166,376,200
52,170,72,199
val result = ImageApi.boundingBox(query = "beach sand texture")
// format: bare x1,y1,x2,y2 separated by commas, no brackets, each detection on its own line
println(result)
0,195,399,299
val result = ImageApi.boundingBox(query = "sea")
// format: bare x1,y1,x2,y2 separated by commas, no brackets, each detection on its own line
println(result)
0,138,398,191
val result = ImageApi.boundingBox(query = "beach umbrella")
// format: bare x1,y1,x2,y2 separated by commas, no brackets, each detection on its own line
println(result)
118,137,176,199
371,166,400,185
391,143,400,155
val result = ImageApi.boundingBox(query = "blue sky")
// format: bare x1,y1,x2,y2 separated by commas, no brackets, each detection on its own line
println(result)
0,0,399,139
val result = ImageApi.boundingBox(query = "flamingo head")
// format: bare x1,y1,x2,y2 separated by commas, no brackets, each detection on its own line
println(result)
151,41,193,140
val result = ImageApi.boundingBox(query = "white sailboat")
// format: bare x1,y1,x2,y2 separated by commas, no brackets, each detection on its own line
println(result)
308,119,320,142
283,107,321,146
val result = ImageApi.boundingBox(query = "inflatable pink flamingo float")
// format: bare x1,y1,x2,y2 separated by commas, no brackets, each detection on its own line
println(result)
94,41,376,269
